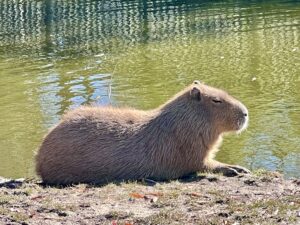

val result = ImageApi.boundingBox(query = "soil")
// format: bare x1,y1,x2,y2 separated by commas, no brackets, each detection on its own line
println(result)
0,170,299,225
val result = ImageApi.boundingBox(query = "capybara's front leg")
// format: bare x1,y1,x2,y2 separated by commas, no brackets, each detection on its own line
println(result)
205,160,251,177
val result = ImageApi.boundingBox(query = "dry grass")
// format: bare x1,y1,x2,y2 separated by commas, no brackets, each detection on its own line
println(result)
0,171,299,225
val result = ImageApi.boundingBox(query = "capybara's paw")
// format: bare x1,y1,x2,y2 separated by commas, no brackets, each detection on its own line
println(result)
212,165,250,177
220,167,240,177
212,166,239,177
228,165,251,174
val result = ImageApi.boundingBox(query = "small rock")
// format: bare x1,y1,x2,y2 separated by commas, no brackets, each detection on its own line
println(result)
216,199,225,204
150,196,158,203
144,195,158,203
128,198,135,202
10,208,19,212
260,177,272,182
207,176,218,182
36,208,45,213
297,211,300,217
244,179,257,186
292,179,300,185
218,212,229,217
235,215,248,221
58,211,68,217
79,203,90,208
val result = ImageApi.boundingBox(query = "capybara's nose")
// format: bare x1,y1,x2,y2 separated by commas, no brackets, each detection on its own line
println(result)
242,107,248,118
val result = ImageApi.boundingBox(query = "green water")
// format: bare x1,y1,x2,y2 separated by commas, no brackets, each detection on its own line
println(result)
0,0,299,179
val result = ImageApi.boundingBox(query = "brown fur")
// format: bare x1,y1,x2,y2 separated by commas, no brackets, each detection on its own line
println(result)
36,81,250,185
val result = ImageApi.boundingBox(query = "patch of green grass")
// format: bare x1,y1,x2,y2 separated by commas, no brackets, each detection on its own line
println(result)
0,195,11,205
0,192,21,206
139,209,186,224
104,210,133,220
22,187,35,196
0,207,29,223
40,195,78,213
51,203,68,212
10,212,29,223
252,198,298,219
166,189,181,199
40,196,53,206
206,189,225,197
50,202,78,212
252,169,281,178
227,197,299,224
0,206,9,215
153,190,181,207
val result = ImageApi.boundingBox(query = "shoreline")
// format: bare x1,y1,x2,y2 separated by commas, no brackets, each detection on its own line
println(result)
1,170,299,225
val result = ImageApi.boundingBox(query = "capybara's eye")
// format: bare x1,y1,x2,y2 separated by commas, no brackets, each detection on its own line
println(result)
212,98,223,104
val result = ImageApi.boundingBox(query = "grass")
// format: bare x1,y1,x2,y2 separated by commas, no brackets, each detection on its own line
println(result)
227,196,299,224
0,195,11,205
0,171,299,224
0,206,29,223
138,209,186,225
252,168,281,178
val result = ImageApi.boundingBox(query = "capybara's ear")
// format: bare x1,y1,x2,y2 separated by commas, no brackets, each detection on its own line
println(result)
193,80,201,85
190,87,201,101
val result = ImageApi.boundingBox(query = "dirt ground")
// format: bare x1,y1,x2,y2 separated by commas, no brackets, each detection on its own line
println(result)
0,170,299,225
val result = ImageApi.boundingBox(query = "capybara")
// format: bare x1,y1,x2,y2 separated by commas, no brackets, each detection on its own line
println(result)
36,81,250,185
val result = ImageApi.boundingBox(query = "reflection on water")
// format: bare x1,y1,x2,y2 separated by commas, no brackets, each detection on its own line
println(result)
0,0,299,178
2,0,299,54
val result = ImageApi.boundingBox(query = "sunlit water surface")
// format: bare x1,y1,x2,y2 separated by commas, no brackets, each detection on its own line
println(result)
0,0,299,178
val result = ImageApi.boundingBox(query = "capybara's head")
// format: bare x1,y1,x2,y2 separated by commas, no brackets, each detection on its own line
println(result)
187,80,248,134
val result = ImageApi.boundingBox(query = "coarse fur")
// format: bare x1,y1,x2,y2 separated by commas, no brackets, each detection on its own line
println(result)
36,81,250,185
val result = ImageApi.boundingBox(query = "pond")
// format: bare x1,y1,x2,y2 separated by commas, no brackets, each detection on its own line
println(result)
0,0,299,179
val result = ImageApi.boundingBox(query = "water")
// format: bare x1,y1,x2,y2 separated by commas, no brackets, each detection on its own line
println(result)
0,0,299,179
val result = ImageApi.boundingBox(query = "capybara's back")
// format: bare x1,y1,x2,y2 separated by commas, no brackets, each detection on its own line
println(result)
36,107,152,184
36,81,250,185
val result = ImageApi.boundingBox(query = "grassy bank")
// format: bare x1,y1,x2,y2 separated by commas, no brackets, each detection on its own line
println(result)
0,170,299,225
